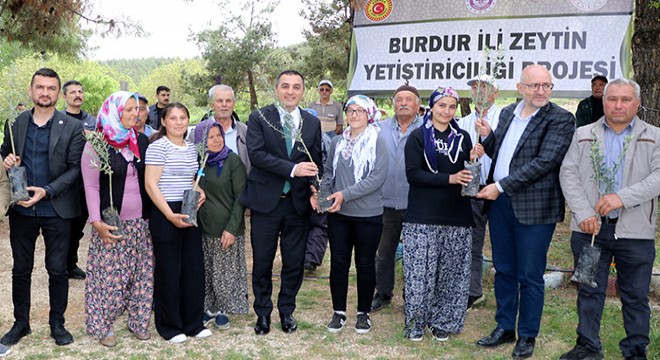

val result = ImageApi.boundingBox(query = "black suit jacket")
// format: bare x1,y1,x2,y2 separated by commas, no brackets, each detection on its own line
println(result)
240,104,322,215
482,101,575,225
1,110,85,219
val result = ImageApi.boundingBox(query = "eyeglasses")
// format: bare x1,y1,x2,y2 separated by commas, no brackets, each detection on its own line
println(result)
520,83,554,91
319,88,332,93
346,108,366,116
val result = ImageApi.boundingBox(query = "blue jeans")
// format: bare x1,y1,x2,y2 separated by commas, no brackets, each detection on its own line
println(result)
488,193,555,337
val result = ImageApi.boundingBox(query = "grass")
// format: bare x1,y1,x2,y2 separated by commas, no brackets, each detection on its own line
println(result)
0,207,658,359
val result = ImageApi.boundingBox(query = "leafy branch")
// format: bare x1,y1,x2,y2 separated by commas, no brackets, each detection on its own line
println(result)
84,131,115,209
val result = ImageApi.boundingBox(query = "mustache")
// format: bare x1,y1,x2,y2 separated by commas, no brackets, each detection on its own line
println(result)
74,97,82,102
397,105,411,111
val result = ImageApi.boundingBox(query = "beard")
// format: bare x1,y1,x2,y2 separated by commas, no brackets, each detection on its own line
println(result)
33,97,55,108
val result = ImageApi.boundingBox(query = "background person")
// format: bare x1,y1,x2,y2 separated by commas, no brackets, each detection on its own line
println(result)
321,95,388,334
575,75,607,128
81,91,153,347
193,120,249,330
308,79,343,138
147,85,170,130
135,94,155,137
145,103,210,343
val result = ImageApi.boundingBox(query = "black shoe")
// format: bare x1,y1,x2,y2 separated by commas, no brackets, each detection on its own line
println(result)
370,293,391,312
625,356,647,360
0,322,31,346
560,344,604,360
280,313,297,333
512,337,535,359
50,322,73,346
304,263,317,272
466,294,484,311
476,327,516,347
68,267,86,280
254,315,270,335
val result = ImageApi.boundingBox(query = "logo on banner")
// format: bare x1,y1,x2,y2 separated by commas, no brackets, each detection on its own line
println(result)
465,0,497,14
570,0,607,11
365,0,392,22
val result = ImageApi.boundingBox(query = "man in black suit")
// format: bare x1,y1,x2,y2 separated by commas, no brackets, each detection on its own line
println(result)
0,68,85,347
240,70,322,335
474,64,575,358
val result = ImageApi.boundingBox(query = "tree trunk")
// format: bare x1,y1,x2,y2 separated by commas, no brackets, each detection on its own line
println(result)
247,69,258,111
632,1,660,126
459,98,472,118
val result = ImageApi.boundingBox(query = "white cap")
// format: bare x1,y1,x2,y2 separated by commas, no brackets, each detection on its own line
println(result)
318,79,333,88
467,74,498,90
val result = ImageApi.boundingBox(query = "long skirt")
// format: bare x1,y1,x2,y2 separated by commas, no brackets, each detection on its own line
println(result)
202,234,249,314
402,222,471,334
85,218,154,338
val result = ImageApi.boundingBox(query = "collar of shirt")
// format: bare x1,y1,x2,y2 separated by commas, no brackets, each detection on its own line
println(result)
512,100,540,122
393,114,422,132
602,117,635,135
314,99,336,105
278,107,302,129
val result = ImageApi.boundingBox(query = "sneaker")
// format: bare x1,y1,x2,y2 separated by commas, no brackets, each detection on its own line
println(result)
370,293,392,312
50,322,73,346
466,294,485,311
194,328,212,338
67,267,87,280
428,326,449,341
326,313,346,333
214,313,230,330
168,333,187,343
355,313,372,334
405,326,424,342
0,343,10,357
0,322,31,346
202,311,216,327
560,344,604,360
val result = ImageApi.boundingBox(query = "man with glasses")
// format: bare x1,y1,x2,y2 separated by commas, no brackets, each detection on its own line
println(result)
575,75,608,128
474,64,575,359
308,80,343,138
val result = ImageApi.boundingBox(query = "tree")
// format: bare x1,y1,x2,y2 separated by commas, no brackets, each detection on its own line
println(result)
196,0,278,110
632,0,660,126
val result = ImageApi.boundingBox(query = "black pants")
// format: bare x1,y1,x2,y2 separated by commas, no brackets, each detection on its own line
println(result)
250,197,309,317
67,188,88,271
305,211,328,267
328,213,382,313
374,207,404,298
9,213,71,325
571,224,655,358
150,202,204,340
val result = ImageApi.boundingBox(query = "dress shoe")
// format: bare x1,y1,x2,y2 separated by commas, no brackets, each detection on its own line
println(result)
0,322,31,346
254,315,270,335
280,313,297,333
50,322,74,346
476,327,516,347
67,267,86,280
560,344,603,360
370,293,392,312
512,337,535,359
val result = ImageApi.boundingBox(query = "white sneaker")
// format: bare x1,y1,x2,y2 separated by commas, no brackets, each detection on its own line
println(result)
0,343,10,357
194,329,212,338
168,333,187,343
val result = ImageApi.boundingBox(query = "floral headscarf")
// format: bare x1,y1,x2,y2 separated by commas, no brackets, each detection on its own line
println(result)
333,95,381,182
97,91,141,158
423,86,464,171
193,119,232,177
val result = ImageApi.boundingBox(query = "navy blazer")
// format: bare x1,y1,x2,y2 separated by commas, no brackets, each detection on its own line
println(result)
240,104,322,216
482,101,575,225
1,110,85,219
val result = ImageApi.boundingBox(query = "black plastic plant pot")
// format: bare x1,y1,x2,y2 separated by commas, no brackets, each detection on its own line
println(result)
461,160,482,197
317,177,334,213
182,189,200,226
570,244,601,288
102,206,125,238
8,166,30,205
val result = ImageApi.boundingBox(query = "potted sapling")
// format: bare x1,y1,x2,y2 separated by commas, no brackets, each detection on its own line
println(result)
181,131,209,226
571,127,633,287
84,131,125,238
6,110,30,205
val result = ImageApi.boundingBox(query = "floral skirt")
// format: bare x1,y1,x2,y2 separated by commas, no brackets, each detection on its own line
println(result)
202,234,249,314
85,218,154,338
402,222,471,334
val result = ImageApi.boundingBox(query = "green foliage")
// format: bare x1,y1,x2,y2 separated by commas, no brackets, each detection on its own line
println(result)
136,58,210,108
100,57,178,84
0,41,34,69
78,73,119,117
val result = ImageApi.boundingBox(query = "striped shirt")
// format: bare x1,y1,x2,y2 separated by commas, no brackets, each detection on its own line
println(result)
145,137,198,202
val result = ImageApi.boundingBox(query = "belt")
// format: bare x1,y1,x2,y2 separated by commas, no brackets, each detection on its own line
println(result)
601,216,618,224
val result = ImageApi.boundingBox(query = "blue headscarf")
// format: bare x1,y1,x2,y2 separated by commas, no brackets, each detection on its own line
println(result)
422,86,464,172
193,119,232,177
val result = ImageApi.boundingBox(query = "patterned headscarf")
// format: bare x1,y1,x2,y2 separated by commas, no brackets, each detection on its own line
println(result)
423,86,464,171
332,95,381,182
97,91,141,158
193,119,232,177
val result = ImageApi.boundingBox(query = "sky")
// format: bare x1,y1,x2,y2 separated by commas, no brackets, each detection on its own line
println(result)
86,0,308,61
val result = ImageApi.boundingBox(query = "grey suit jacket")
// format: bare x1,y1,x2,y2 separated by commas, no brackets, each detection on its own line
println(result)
1,110,85,219
483,101,575,225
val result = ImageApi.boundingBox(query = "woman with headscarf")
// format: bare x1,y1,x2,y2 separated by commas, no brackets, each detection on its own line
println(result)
82,91,153,347
192,119,248,330
402,87,483,342
320,95,388,334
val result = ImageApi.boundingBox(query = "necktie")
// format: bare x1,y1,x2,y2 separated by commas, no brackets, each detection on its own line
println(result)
282,113,294,194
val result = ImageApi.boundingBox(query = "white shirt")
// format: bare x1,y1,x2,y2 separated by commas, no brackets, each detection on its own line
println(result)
224,123,238,154
458,103,501,185
493,101,539,192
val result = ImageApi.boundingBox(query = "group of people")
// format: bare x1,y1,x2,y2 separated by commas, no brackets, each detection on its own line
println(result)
0,64,656,360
